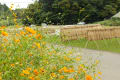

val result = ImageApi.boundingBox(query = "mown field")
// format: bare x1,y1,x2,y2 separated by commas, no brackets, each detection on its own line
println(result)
44,35,120,53
0,26,101,80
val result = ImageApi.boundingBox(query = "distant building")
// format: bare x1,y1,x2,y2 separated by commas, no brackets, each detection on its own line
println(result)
112,12,120,18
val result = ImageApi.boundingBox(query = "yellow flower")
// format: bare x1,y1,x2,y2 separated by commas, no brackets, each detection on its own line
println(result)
10,64,15,67
15,39,20,43
3,48,6,52
26,67,32,71
13,13,17,18
64,56,70,61
0,77,2,80
94,73,97,78
98,76,102,79
14,18,17,22
59,67,67,73
1,31,8,36
63,67,68,72
50,73,57,78
16,25,19,28
79,64,84,69
96,60,99,64
68,78,74,80
35,43,41,48
29,76,35,80
76,57,81,61
1,44,4,47
42,42,46,45
22,70,30,75
40,68,46,74
86,75,93,80
59,67,74,73
98,72,102,75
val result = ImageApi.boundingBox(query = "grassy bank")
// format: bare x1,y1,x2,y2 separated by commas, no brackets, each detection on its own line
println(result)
95,18,120,26
44,35,120,53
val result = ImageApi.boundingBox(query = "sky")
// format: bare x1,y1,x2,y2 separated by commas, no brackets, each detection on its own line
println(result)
0,0,36,9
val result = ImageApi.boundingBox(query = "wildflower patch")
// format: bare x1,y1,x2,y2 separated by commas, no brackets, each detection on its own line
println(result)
0,26,100,80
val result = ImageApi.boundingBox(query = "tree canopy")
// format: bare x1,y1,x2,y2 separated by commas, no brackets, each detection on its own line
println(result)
0,3,10,19
2,0,120,25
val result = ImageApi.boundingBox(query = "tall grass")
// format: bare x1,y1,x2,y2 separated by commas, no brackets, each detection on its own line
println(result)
44,35,120,53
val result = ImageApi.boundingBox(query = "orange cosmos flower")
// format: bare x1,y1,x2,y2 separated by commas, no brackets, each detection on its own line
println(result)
36,34,42,39
59,67,68,73
16,33,19,36
25,27,36,34
3,48,6,52
1,31,8,36
1,25,6,29
67,68,75,73
20,73,25,76
33,69,39,75
28,34,32,37
30,61,33,65
86,75,93,80
59,67,74,73
59,75,64,79
3,38,8,42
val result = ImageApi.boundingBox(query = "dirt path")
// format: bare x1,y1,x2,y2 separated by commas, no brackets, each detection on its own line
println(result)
80,49,120,80
54,45,120,80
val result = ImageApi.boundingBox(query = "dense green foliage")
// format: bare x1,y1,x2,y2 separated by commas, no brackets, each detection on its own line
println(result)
22,0,120,25
0,3,23,26
0,3,14,26
0,3,9,19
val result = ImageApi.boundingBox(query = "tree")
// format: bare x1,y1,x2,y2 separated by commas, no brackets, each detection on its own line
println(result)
22,0,120,25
